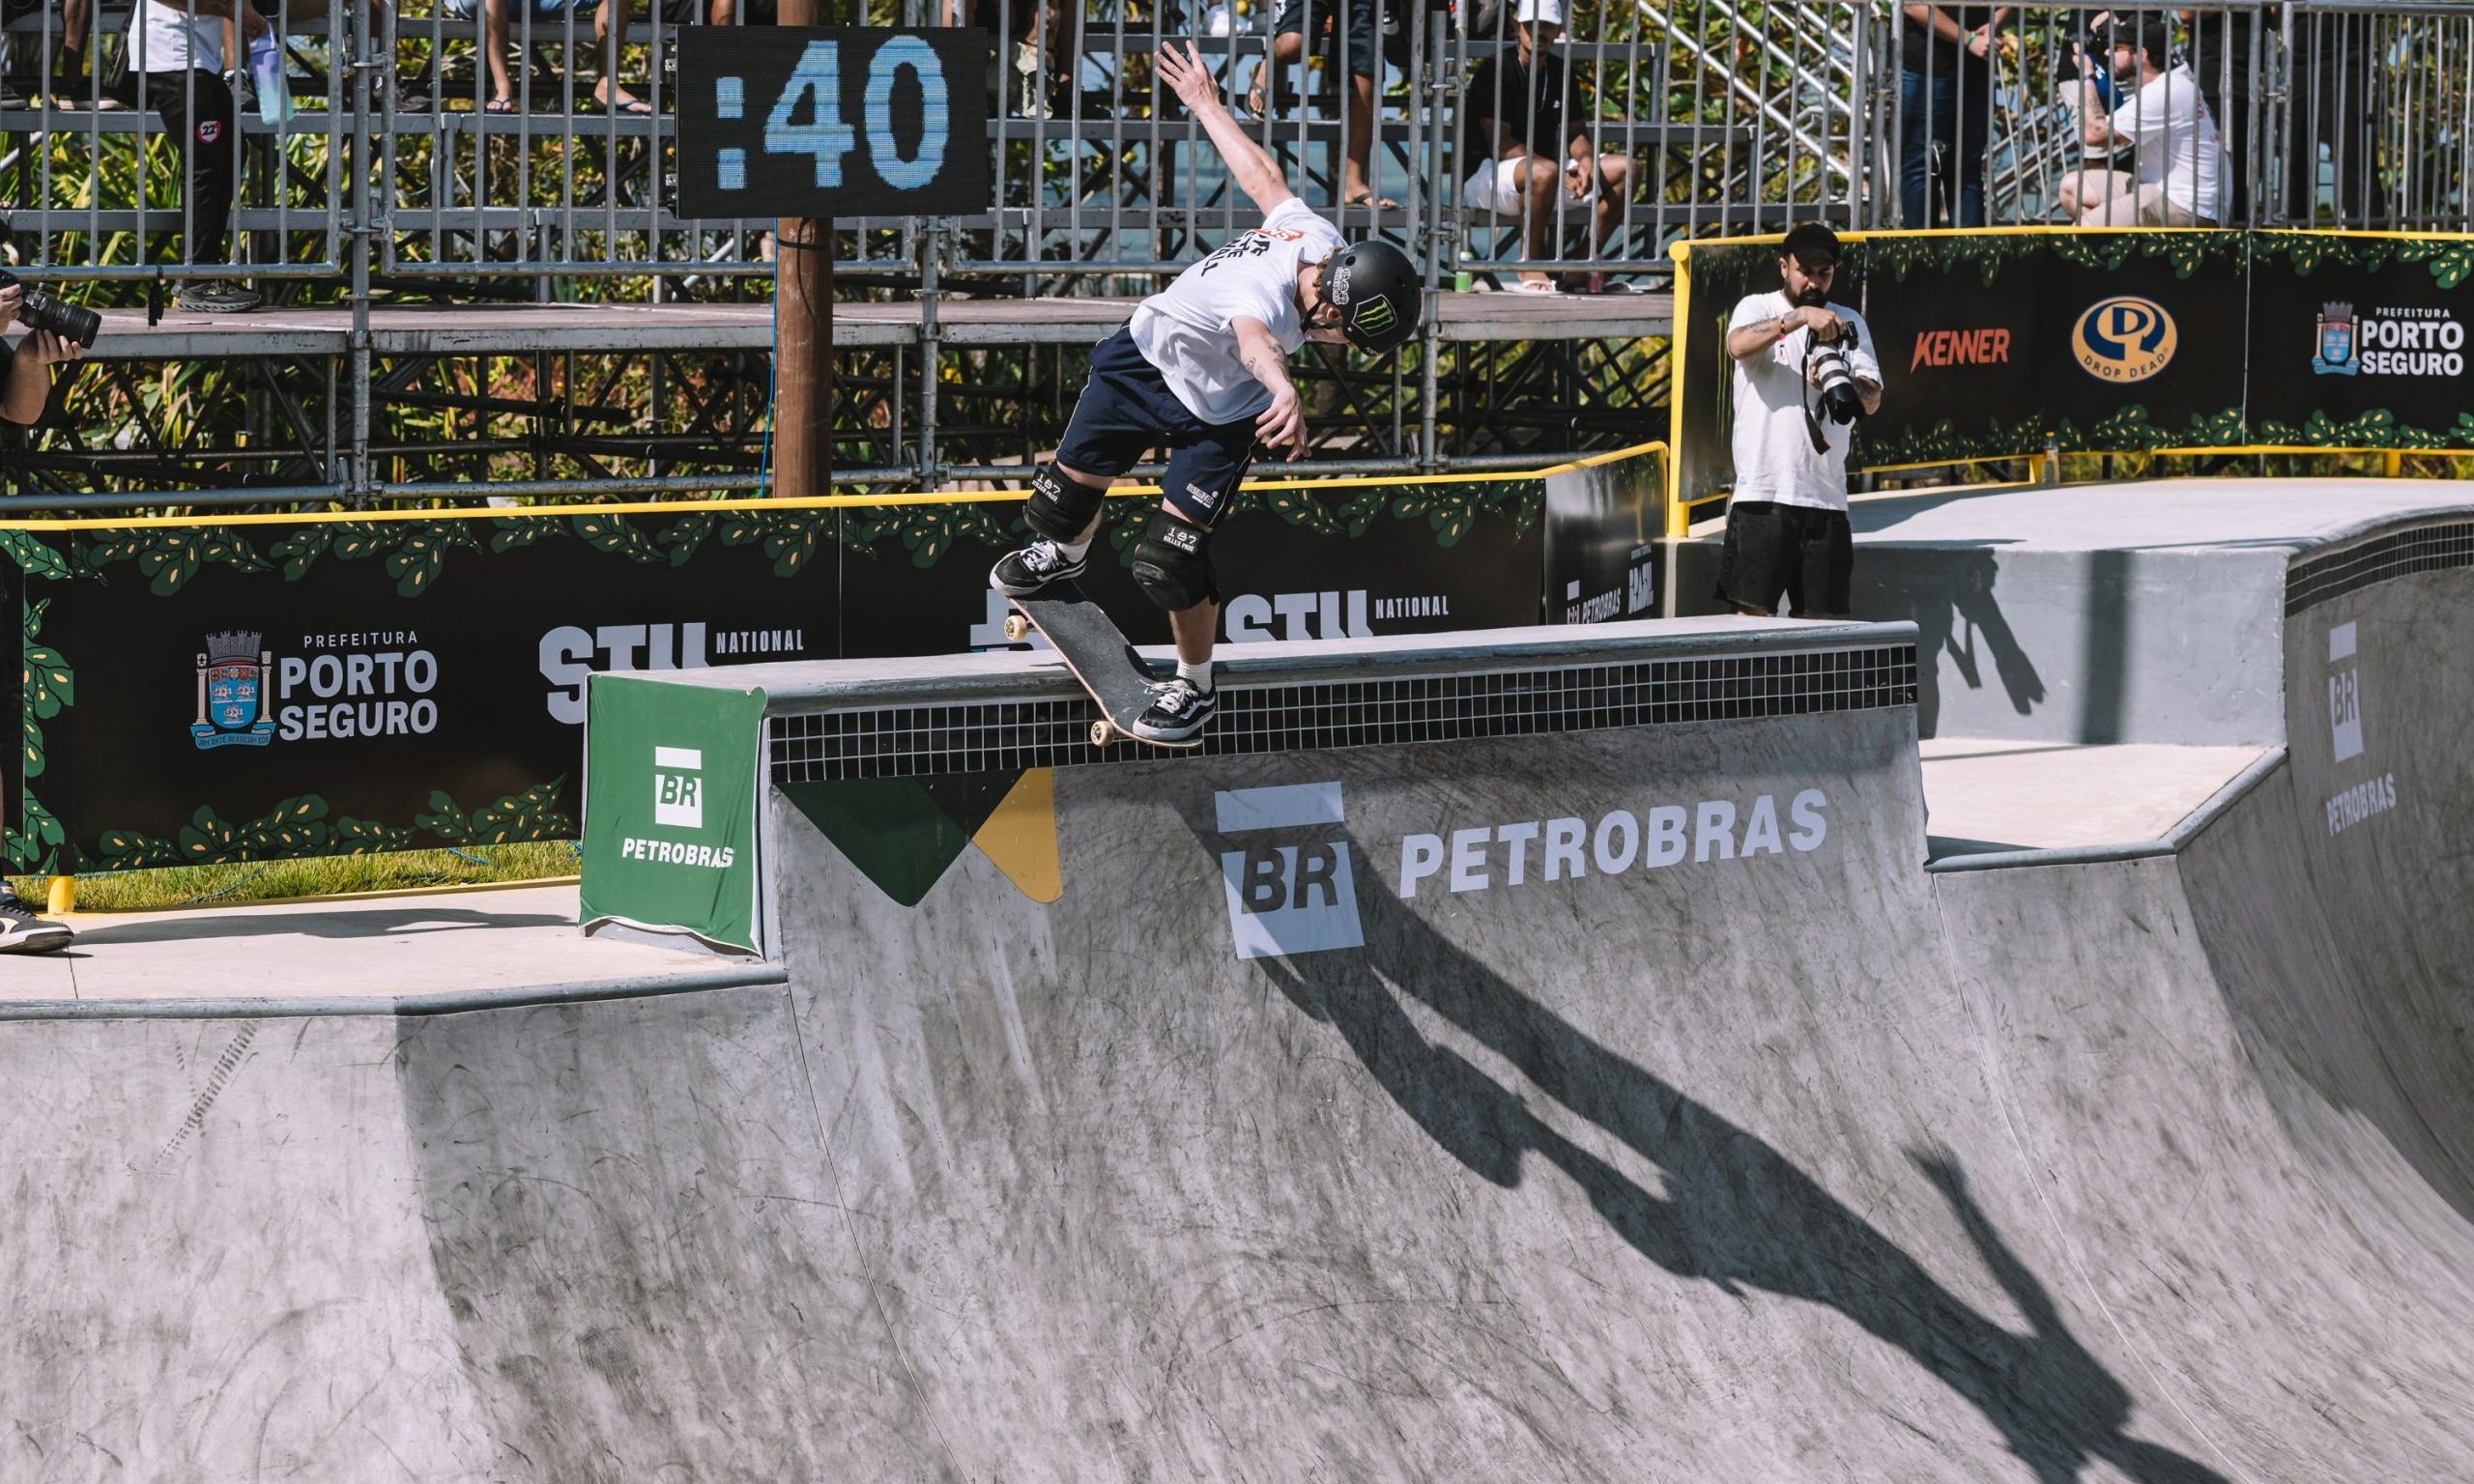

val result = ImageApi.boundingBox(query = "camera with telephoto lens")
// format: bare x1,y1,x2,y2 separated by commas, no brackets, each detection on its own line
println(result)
1800,323,1866,454
0,270,101,350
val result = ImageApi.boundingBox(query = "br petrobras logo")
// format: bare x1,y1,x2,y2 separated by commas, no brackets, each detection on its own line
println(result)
191,631,276,750
1215,782,1365,959
2313,301,2359,377
2071,296,2176,383
653,745,705,829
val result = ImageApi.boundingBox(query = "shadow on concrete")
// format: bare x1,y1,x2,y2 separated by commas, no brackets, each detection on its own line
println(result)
69,907,571,947
1227,821,2228,1484
1856,548,2048,737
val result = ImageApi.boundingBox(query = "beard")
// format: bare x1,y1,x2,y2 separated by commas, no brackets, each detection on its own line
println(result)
1791,284,1831,307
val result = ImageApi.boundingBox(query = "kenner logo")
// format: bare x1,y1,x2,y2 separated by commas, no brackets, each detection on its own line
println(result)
1215,782,1366,959
654,746,705,829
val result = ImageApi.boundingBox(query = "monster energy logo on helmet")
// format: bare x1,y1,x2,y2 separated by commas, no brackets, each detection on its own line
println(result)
1319,239,1419,354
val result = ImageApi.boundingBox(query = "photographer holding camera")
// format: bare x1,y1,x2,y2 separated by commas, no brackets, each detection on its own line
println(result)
0,271,88,956
1716,223,1881,619
0,273,90,426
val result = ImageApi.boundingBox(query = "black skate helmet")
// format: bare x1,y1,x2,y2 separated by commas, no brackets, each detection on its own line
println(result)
1316,239,1420,354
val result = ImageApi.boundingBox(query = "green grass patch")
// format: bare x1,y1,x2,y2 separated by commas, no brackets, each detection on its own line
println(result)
8,842,581,914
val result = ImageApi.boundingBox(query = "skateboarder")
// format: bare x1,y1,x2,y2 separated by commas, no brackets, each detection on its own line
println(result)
989,40,1420,745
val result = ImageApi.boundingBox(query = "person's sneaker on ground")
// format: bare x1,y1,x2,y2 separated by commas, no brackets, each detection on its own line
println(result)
1131,676,1217,744
989,539,1088,596
0,889,72,955
177,279,261,314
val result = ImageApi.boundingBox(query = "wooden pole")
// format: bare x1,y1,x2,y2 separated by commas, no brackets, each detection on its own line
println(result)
772,0,833,499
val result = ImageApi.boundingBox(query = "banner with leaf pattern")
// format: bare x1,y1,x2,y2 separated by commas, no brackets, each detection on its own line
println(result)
1675,230,2474,504
2,476,1548,875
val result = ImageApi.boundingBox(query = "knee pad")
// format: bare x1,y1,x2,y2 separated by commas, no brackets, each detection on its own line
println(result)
1023,464,1106,544
1131,510,1218,613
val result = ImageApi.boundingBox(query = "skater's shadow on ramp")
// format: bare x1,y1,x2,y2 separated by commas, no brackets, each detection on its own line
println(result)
1239,830,2228,1484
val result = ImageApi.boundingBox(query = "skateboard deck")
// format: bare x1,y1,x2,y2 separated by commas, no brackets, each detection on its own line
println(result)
1003,583,1202,751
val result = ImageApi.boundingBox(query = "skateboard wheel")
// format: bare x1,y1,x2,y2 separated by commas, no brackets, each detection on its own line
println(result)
1003,615,1029,642
1090,720,1113,748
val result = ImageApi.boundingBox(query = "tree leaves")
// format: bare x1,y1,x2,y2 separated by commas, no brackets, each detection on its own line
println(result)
0,530,73,584
75,528,272,596
416,779,573,845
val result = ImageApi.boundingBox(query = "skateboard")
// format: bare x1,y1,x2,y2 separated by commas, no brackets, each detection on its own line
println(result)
1002,582,1202,751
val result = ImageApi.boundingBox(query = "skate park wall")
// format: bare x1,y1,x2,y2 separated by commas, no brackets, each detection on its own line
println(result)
8,556,2474,1480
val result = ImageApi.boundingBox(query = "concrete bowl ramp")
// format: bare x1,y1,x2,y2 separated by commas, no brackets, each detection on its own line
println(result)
5,536,2472,1480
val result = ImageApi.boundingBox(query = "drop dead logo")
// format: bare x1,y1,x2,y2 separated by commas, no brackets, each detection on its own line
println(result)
189,629,442,752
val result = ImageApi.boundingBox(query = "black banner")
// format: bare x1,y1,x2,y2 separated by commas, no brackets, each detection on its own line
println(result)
4,478,1550,873
676,28,992,220
1670,230,2464,500
2247,234,2474,448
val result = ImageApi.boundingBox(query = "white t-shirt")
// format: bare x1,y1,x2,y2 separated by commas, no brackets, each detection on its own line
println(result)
130,0,224,73
2108,65,2228,223
1130,196,1345,425
1725,291,1883,512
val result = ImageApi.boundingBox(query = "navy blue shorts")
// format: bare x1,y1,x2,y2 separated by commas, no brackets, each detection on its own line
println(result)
1056,327,1256,531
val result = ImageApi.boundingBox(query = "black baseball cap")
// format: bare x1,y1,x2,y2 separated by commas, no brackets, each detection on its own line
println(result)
1780,222,1841,265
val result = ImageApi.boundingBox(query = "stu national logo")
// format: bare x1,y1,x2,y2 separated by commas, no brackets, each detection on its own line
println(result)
192,631,276,750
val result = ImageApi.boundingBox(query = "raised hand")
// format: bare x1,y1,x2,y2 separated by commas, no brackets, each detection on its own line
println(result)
1154,41,1225,120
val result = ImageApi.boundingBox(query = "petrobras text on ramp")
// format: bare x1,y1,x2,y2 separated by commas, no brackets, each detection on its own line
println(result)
1396,789,1830,899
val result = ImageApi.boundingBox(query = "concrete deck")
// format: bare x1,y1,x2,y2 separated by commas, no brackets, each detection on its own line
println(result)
2,883,773,1013
1918,738,2267,857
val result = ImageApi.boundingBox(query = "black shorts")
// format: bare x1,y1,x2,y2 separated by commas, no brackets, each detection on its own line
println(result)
1056,327,1255,530
1715,500,1854,616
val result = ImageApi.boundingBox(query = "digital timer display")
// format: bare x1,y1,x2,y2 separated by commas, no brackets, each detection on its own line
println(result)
676,28,992,220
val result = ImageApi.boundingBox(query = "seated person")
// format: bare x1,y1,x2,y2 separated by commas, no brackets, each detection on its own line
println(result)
1460,0,1631,291
2056,14,2228,226
439,0,648,114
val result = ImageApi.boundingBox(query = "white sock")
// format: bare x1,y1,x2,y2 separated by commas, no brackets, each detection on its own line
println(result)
1177,658,1214,693
1054,536,1092,562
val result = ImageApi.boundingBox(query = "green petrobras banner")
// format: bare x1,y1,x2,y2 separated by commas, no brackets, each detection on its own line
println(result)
580,673,767,956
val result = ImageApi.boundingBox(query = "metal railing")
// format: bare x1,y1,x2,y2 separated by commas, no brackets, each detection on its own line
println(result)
1903,1,2474,232
3,0,2465,300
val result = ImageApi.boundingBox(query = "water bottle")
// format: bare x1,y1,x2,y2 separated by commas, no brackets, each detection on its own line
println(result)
248,33,291,129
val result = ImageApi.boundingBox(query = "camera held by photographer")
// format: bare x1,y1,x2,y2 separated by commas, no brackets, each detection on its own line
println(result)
0,269,93,432
1718,222,1882,619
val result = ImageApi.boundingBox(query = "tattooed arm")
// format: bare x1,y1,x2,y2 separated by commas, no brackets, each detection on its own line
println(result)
1232,316,1306,459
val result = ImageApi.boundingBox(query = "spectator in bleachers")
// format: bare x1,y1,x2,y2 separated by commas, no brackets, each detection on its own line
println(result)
942,0,1082,121
107,0,259,312
0,0,121,108
1248,0,1401,210
441,0,649,115
2057,13,2228,227
1460,0,1630,293
1899,5,2008,228
2179,3,2254,224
